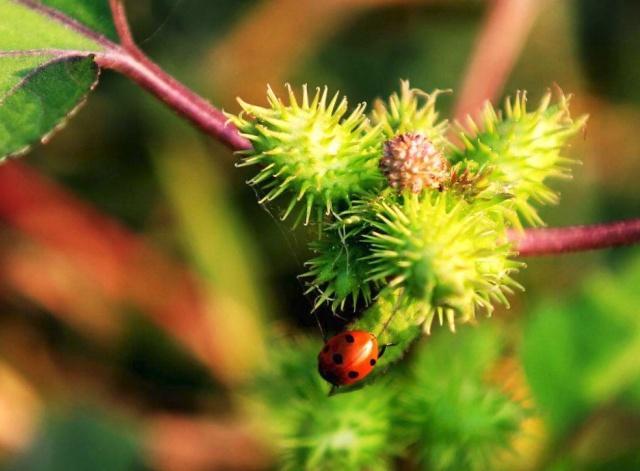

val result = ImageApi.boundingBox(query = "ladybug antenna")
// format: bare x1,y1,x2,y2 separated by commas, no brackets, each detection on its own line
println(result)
312,310,328,342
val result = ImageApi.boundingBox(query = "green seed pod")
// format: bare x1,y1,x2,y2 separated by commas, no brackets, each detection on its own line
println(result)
302,222,377,312
372,80,450,148
251,338,396,470
400,325,526,471
230,85,384,225
452,89,588,225
363,192,522,332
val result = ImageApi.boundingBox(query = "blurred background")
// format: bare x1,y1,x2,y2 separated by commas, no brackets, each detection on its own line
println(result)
1,0,640,469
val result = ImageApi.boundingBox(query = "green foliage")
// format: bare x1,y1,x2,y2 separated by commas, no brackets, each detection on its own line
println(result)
38,0,117,40
371,79,449,147
0,1,106,51
236,82,585,368
251,325,525,471
0,57,99,158
522,254,640,438
0,0,113,159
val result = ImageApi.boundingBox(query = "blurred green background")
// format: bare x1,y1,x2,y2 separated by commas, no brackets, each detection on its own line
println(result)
1,0,640,469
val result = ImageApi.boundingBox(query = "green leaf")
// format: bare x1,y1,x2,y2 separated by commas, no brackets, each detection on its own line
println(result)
0,0,115,158
0,56,99,158
0,0,110,51
38,0,117,41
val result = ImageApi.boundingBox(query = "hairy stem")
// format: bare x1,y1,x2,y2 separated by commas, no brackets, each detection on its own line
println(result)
509,219,640,256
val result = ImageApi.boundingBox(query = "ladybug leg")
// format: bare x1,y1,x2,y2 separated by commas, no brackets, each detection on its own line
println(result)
377,343,397,359
328,385,339,397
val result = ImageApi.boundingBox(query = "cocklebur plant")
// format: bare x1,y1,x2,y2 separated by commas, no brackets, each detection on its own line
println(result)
233,81,587,369
2,3,639,471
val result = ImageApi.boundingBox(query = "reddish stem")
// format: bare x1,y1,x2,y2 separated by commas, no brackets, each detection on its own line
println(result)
98,0,252,151
509,219,640,256
109,0,138,54
94,50,251,151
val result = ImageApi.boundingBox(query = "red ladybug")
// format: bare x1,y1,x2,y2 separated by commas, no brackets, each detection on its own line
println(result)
317,330,390,386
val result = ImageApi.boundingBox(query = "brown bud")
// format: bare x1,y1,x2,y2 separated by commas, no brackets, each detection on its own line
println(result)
380,133,449,193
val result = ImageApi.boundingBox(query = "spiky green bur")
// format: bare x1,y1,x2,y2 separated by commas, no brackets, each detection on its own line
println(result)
400,325,526,471
302,222,377,312
372,80,449,148
250,339,397,471
452,90,588,225
233,81,586,387
364,191,522,333
230,85,384,225
250,327,525,470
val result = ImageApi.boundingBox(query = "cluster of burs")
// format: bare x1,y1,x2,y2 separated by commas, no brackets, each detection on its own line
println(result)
230,81,586,364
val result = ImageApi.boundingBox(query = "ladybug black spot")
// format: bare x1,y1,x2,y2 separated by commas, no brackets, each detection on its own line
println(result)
370,358,376,366
348,371,359,379
345,334,355,343
333,353,343,365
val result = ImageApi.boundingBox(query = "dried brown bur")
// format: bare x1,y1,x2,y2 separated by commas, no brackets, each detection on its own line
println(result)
380,132,449,193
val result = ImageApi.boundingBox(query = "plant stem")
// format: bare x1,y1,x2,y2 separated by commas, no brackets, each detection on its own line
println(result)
109,0,137,53
99,2,640,256
509,219,640,256
96,0,252,151
94,49,251,151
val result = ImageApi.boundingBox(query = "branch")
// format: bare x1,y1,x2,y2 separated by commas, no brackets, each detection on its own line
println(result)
93,50,251,151
509,219,640,256
109,0,138,53
95,1,251,150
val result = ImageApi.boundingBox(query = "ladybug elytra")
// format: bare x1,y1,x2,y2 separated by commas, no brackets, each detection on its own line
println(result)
317,330,389,386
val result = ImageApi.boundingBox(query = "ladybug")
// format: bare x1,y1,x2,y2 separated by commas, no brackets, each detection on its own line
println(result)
317,330,390,386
